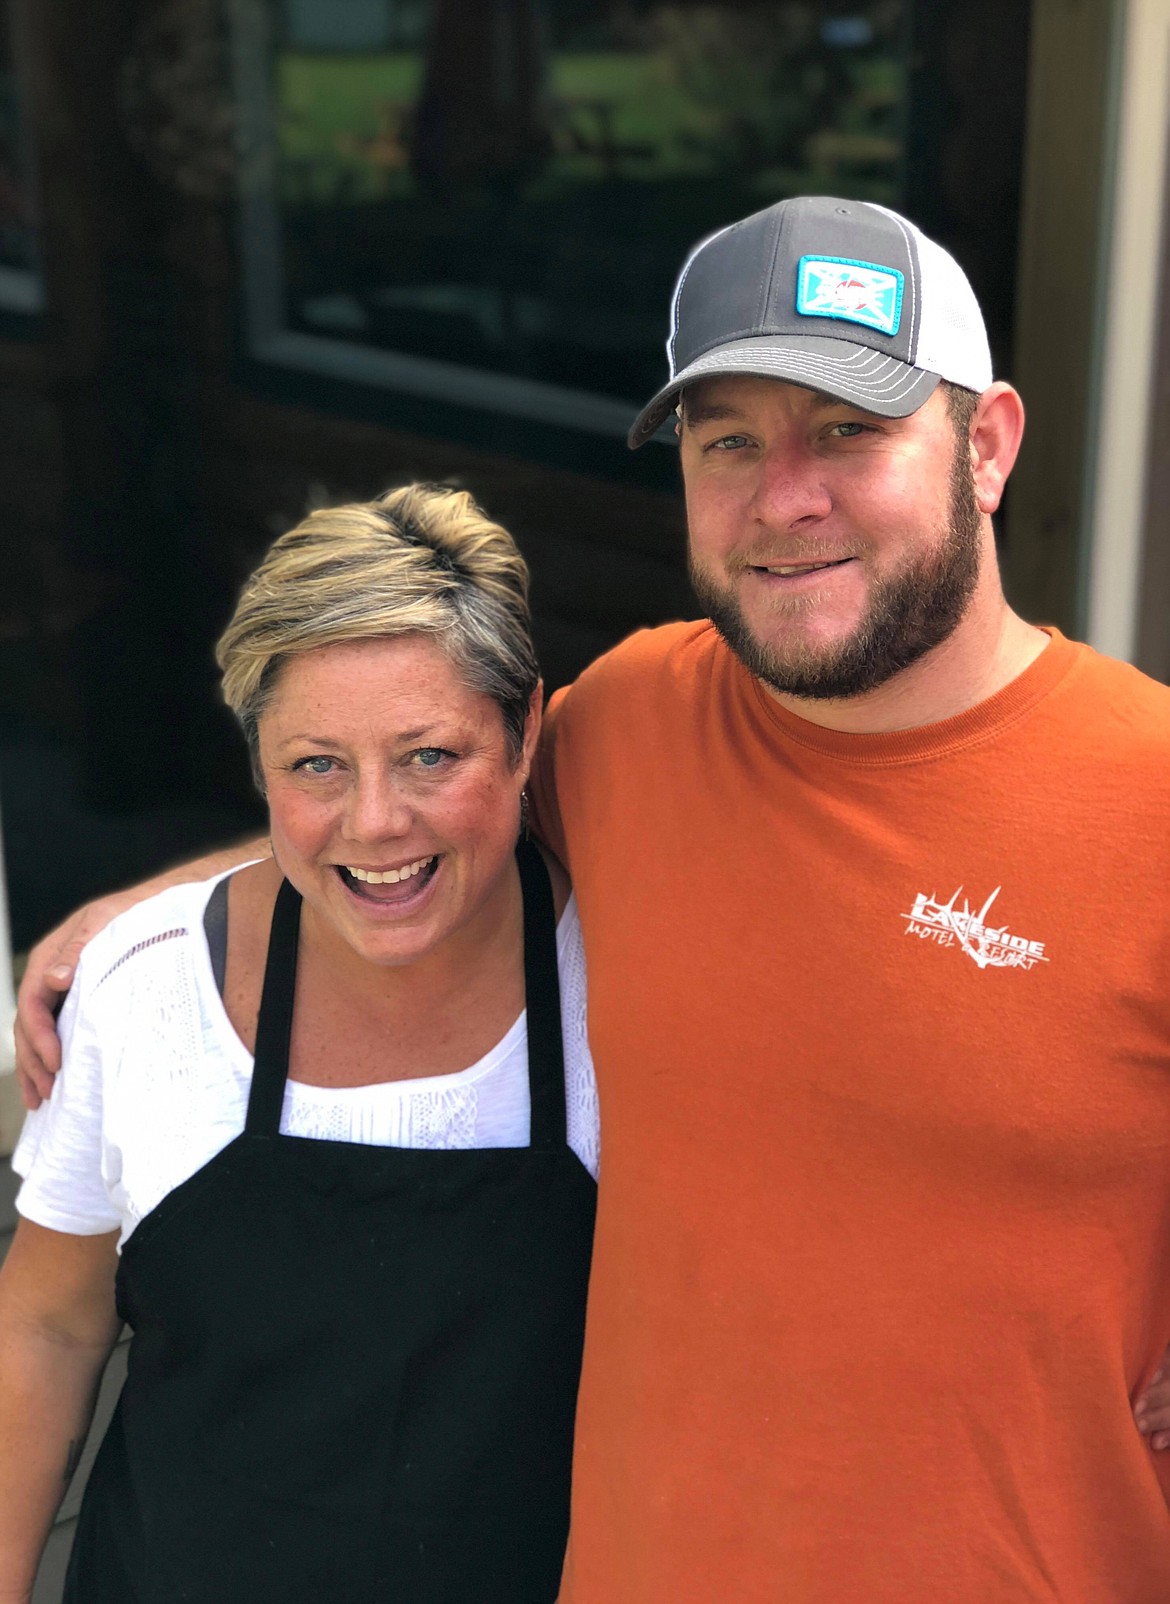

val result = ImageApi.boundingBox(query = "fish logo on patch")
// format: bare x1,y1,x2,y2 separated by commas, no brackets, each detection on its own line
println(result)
796,256,904,337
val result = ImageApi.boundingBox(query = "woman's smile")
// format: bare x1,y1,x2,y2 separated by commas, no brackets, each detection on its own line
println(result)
335,855,441,906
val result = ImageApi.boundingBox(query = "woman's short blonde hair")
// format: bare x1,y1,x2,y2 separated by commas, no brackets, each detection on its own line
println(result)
216,483,539,782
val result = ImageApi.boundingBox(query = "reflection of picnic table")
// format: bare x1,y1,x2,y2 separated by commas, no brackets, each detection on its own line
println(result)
550,97,653,179
317,91,657,191
804,82,900,179
335,101,413,176
804,130,900,177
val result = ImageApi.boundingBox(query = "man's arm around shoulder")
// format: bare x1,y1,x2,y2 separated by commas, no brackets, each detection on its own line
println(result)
14,837,269,1109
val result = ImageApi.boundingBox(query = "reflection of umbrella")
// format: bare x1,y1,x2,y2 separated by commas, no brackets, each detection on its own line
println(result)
411,0,550,193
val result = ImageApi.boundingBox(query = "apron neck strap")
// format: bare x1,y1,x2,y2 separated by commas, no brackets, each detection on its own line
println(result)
245,876,302,1136
245,843,567,1148
516,838,568,1150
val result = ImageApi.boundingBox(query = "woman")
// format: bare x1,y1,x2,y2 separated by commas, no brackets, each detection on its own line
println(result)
0,484,599,1603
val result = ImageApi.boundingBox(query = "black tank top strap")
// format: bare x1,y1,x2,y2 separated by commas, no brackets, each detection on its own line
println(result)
516,838,568,1150
246,854,565,1147
245,877,302,1136
202,875,229,998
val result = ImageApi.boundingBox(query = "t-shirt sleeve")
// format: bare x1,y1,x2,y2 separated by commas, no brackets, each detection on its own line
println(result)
12,964,121,1236
529,682,572,868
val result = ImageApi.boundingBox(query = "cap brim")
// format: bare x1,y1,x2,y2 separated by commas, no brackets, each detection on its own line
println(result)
627,334,941,448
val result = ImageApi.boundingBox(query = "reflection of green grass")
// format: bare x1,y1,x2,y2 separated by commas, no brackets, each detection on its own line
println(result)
276,49,901,204
277,50,719,199
551,52,717,165
279,54,423,148
278,54,424,200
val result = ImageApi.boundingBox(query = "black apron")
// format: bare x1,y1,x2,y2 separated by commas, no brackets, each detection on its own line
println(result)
65,840,596,1603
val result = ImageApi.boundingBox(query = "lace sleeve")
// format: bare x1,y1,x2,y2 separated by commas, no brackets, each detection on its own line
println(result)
12,955,122,1236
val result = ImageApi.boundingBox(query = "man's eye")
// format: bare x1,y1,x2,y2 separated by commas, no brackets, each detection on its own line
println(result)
709,434,751,452
829,421,869,438
293,756,336,775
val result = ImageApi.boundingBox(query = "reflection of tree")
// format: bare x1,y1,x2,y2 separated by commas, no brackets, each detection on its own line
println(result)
643,2,898,175
274,0,908,396
410,0,551,195
119,0,236,203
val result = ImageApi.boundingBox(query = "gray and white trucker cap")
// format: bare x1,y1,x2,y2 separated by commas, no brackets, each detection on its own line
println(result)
628,195,992,448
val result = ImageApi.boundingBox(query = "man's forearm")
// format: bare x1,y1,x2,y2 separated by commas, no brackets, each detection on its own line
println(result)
142,833,271,894
15,834,274,1102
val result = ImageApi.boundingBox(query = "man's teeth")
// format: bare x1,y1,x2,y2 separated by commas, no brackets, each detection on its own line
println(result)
764,561,839,575
346,857,434,884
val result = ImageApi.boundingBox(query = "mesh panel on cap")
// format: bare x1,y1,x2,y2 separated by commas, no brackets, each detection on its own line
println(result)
888,215,992,391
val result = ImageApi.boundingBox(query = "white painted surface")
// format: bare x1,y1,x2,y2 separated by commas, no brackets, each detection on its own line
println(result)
0,790,24,1157
0,793,15,1075
1084,0,1170,661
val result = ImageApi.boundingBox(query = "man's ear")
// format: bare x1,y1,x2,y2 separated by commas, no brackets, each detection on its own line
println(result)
969,383,1025,516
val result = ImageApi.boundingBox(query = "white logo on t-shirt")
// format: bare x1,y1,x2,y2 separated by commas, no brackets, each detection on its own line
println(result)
902,887,1048,971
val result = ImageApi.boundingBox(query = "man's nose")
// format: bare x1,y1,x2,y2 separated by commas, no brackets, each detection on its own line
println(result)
750,445,833,529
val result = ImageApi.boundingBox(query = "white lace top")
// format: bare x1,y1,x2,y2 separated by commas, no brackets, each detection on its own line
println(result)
14,872,599,1249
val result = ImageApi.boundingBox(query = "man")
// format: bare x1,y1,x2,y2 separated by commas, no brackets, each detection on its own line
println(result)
17,197,1170,1599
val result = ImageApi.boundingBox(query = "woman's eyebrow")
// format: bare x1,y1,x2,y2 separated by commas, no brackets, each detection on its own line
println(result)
272,723,444,749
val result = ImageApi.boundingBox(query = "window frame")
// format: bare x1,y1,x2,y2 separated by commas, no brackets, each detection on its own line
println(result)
227,0,650,446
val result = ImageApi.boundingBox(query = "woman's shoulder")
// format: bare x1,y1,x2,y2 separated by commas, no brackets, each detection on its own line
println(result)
73,870,234,1000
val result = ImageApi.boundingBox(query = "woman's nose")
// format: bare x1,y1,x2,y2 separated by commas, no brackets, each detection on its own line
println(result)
345,774,413,840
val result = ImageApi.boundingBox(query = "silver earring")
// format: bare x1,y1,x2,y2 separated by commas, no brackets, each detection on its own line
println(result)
519,790,530,840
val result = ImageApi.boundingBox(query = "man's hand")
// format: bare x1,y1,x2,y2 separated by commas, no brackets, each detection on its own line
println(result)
14,835,271,1110
14,893,141,1108
1135,1357,1170,1451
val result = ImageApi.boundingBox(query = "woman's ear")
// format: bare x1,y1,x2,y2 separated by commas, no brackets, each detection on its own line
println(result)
518,681,543,782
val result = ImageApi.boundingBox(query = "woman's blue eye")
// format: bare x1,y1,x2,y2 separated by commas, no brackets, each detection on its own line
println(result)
415,748,447,768
296,756,335,775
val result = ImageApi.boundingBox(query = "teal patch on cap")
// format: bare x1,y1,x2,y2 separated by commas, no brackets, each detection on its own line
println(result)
796,256,904,337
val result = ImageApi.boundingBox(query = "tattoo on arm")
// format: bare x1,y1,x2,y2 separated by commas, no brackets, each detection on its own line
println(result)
62,1438,84,1485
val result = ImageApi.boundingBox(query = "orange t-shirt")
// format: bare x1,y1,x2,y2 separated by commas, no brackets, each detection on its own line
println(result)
531,622,1170,1603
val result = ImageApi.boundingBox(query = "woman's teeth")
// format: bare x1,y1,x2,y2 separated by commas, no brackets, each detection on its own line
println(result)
346,857,434,884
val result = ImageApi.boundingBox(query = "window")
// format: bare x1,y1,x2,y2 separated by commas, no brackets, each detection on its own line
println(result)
230,2,912,441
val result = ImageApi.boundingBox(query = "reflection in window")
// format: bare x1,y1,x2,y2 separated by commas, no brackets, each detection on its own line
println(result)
0,3,41,317
232,2,907,437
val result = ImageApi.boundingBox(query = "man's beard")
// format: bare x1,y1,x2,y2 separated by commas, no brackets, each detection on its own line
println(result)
688,436,984,702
